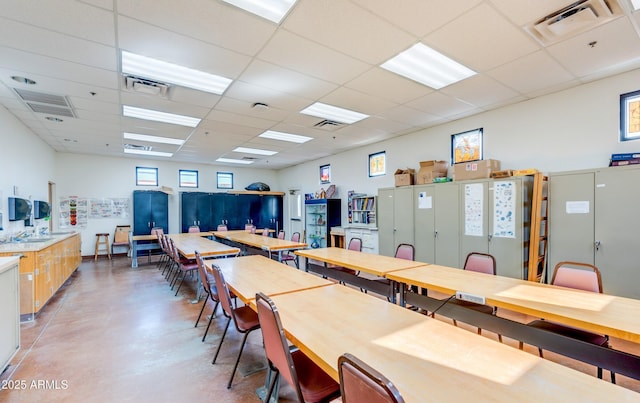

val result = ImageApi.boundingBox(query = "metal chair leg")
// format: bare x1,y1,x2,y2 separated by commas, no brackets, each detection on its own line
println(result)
212,318,231,364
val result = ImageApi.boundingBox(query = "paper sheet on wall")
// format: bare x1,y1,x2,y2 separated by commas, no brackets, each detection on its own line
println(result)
566,201,589,214
464,183,483,236
493,181,516,238
417,192,432,209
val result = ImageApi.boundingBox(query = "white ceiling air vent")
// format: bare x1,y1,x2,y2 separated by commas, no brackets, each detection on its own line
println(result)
14,88,76,118
313,119,343,131
241,156,258,161
125,76,169,97
124,143,152,151
527,0,622,45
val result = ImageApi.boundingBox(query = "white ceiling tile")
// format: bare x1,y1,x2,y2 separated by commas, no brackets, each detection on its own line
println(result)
319,87,397,116
407,92,478,118
425,3,539,71
224,80,310,111
440,74,520,108
344,67,434,105
487,0,576,26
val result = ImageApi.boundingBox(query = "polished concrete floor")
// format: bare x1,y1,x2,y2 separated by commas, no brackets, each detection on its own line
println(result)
1,255,639,402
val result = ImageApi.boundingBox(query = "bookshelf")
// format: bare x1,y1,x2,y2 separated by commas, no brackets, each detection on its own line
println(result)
348,192,376,225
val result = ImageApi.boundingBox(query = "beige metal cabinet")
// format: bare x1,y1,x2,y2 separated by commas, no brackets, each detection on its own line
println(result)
549,166,640,298
413,183,460,267
378,187,414,257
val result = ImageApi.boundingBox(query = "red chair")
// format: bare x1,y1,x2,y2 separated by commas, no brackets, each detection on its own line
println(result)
256,292,340,402
338,353,405,403
331,237,361,276
262,228,270,237
217,224,228,231
277,230,285,240
281,232,301,268
520,261,614,382
168,238,199,297
210,264,261,389
188,225,200,233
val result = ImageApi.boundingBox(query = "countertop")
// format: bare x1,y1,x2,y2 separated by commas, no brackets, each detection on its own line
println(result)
0,232,78,253
0,256,20,273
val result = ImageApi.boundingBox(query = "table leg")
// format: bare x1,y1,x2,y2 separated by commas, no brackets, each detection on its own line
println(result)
132,240,138,268
256,366,279,403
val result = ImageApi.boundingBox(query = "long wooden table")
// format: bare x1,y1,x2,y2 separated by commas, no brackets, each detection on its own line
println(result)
131,232,219,267
387,264,640,381
295,247,426,303
212,230,308,262
167,233,240,259
204,255,332,306
269,284,638,402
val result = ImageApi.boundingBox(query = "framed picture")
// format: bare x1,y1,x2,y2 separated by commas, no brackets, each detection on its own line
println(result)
217,172,233,189
620,90,640,141
451,128,483,164
320,164,331,184
369,151,386,177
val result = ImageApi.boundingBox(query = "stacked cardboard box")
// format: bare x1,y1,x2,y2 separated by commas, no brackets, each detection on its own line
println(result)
453,159,501,181
394,168,415,186
416,160,448,184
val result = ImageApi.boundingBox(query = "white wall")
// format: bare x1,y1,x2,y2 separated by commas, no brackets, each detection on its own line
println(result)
55,153,279,255
277,68,640,232
0,106,55,238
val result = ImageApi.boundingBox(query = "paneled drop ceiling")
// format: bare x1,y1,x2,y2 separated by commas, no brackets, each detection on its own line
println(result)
1,0,640,169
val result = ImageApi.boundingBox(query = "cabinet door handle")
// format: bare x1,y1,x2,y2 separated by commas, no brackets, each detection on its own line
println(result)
595,240,601,251
434,230,438,238
488,234,493,242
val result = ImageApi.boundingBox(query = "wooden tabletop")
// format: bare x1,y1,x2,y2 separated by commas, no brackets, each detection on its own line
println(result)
204,255,332,305
212,231,308,252
295,247,426,277
269,284,638,402
167,233,239,259
386,264,640,344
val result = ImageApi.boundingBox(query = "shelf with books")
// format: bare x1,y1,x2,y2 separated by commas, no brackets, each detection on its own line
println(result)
348,191,376,225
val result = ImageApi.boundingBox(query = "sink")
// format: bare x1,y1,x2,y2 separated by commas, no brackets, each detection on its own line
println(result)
50,232,72,235
14,238,54,243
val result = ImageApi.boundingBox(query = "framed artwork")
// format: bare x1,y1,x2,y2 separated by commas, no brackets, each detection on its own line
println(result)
451,128,483,164
368,151,386,177
320,164,331,184
620,90,640,141
217,172,233,189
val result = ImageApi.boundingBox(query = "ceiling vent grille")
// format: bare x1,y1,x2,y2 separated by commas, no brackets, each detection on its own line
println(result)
14,88,76,118
313,119,343,131
124,143,152,151
527,0,622,45
241,156,258,160
125,75,169,97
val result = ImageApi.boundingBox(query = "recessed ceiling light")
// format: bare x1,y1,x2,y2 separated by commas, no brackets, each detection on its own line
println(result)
121,51,233,95
63,138,77,143
300,102,369,124
123,132,185,145
381,43,476,90
258,130,313,144
233,146,277,156
11,76,36,85
216,157,254,164
124,148,173,157
222,0,297,23
123,105,201,127
45,116,63,122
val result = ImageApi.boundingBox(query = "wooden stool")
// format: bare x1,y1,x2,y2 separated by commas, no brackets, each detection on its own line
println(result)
95,233,111,260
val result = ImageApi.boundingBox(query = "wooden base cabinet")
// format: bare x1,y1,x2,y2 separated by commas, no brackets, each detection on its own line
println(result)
0,234,81,318
0,257,20,373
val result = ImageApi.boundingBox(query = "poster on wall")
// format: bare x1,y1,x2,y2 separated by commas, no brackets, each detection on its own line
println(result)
89,198,130,219
464,183,483,236
59,196,88,228
493,181,516,238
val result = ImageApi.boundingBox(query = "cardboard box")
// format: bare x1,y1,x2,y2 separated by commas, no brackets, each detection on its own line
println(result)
394,168,415,186
416,160,448,184
453,159,501,181
513,168,539,176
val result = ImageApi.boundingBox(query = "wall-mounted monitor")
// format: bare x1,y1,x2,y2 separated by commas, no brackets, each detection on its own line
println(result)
33,200,51,219
8,197,31,221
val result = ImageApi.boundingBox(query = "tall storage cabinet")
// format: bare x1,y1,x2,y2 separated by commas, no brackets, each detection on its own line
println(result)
459,177,533,279
181,192,212,232
133,191,169,235
548,166,640,298
305,199,341,249
378,187,414,257
413,183,460,267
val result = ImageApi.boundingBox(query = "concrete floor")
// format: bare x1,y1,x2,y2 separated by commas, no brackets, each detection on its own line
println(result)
1,255,639,402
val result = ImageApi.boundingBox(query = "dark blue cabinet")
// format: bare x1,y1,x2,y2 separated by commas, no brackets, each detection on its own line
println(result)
133,191,169,235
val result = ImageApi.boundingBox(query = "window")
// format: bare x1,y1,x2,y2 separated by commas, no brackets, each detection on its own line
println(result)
368,151,386,177
179,169,198,188
217,172,233,189
620,90,640,141
320,164,331,184
136,166,158,186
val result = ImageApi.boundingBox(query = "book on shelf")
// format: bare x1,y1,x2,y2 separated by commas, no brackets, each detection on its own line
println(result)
610,158,640,166
610,153,640,161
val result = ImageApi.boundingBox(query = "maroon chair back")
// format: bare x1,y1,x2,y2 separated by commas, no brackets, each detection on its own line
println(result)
463,252,496,275
291,232,301,242
188,225,200,233
151,227,164,236
277,230,285,240
348,237,362,251
394,244,414,261
262,229,270,237
195,251,214,297
217,224,228,231
552,261,602,293
210,264,235,319
339,353,405,403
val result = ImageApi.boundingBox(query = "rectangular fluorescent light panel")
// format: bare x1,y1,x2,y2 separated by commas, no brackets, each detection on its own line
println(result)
124,149,173,157
216,157,254,164
222,0,297,23
633,0,640,10
123,105,201,128
124,132,185,145
233,146,277,156
259,130,312,144
300,102,369,124
122,51,232,95
381,43,476,90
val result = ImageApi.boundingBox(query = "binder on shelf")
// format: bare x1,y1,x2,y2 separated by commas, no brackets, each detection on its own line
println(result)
610,158,640,166
610,153,640,161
